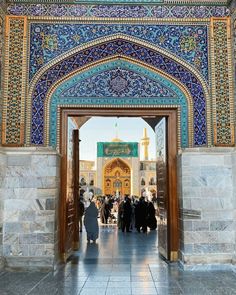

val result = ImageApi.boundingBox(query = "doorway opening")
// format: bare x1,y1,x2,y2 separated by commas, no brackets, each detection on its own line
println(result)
59,107,179,263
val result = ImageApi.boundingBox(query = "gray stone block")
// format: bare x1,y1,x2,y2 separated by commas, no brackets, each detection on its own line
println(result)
182,243,193,254
4,222,30,234
19,234,37,244
29,244,46,256
193,243,210,254
36,188,58,198
192,221,209,231
182,209,201,219
40,177,59,189
2,177,22,188
210,220,234,231
45,244,54,256
5,256,54,270
19,210,36,222
3,244,11,256
7,156,31,167
45,222,54,233
218,231,235,243
29,222,43,233
37,233,54,244
183,220,193,231
202,210,234,220
209,243,234,253
45,199,55,210
4,233,19,245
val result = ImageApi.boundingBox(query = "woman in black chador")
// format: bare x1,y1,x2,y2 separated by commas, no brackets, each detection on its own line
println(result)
84,200,99,243
146,201,157,230
135,197,148,233
122,197,132,232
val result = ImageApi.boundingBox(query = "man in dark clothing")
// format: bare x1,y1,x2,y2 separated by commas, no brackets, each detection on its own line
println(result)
78,197,85,232
147,201,157,230
135,197,148,233
118,199,124,229
122,197,132,232
100,200,110,224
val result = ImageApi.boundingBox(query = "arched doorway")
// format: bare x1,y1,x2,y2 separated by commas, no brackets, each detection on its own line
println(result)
60,108,178,262
103,158,131,196
27,34,209,264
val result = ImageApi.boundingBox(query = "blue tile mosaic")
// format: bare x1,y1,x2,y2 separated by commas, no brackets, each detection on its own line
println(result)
31,39,206,146
29,23,209,81
8,4,230,19
49,60,188,147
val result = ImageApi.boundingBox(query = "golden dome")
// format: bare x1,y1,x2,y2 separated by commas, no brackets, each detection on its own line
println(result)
111,137,123,142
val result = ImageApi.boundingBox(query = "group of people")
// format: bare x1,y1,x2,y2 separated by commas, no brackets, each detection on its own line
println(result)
118,196,157,233
78,193,158,243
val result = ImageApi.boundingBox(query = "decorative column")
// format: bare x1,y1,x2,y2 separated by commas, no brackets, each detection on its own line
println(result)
210,17,234,146
2,16,27,145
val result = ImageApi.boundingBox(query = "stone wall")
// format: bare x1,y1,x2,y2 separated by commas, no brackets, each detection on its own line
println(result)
230,5,236,269
231,151,236,267
0,3,6,145
178,148,235,270
0,147,60,270
0,150,6,268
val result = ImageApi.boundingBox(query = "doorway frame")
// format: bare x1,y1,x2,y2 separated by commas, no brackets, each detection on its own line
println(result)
60,107,179,261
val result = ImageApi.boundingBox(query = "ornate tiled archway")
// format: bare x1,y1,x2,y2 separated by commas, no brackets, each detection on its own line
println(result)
27,35,211,147
46,58,193,148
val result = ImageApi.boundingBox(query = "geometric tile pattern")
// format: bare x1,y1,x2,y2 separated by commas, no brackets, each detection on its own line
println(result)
3,14,234,148
2,16,26,145
30,38,207,146
59,69,177,98
0,15,3,144
49,60,189,147
29,23,209,81
7,4,230,18
210,18,234,146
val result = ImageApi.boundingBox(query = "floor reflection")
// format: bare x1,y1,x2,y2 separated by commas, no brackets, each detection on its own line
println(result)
71,223,161,265
1,224,236,295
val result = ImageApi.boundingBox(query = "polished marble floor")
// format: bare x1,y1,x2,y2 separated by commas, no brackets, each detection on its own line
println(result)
1,225,236,294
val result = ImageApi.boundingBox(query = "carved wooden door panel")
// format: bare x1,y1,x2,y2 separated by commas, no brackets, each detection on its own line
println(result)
155,117,169,260
64,128,79,259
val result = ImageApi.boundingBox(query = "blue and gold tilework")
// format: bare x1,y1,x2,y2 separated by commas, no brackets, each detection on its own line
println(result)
2,14,235,148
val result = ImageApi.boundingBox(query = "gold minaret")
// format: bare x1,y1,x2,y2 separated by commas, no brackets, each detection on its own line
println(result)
141,128,150,160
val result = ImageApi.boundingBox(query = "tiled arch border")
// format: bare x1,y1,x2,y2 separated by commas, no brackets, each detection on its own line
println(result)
46,57,193,148
27,34,211,146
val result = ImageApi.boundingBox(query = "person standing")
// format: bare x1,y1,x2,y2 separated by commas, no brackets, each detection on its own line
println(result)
147,201,157,230
78,197,85,232
117,198,124,229
100,199,110,224
135,196,148,233
84,199,99,243
122,197,132,233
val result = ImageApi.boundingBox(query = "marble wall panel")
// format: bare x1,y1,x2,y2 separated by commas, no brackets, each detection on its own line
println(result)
178,148,235,268
0,152,6,268
231,151,236,266
0,4,5,146
0,147,60,270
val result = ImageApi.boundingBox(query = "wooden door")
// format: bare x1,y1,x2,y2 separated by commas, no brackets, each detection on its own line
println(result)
155,117,168,260
61,122,79,261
